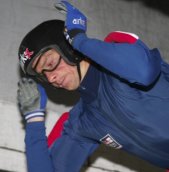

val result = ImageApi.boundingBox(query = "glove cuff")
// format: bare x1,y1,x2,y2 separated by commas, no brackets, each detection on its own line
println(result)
24,110,45,121
64,28,85,44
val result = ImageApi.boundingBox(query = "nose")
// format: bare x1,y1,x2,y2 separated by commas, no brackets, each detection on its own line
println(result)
44,71,57,83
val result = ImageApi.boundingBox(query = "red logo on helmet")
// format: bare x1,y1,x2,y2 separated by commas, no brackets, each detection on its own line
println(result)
24,48,34,59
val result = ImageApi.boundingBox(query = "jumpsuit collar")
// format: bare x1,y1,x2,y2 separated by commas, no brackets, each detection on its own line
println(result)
78,64,100,103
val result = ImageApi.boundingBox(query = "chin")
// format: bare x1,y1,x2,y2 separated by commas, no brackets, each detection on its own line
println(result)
65,86,77,91
52,81,79,91
65,84,79,91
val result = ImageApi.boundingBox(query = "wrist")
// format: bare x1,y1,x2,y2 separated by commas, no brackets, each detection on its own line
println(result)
64,28,85,45
27,116,45,123
68,29,85,39
24,110,45,122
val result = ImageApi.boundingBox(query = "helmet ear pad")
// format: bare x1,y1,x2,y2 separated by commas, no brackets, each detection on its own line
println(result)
59,39,84,64
18,20,85,75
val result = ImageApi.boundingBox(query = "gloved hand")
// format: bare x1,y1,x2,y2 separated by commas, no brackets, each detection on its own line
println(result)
54,1,87,44
17,78,47,122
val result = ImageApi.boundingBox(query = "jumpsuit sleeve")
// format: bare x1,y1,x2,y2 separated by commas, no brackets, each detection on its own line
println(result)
25,122,54,172
25,115,99,172
73,33,162,86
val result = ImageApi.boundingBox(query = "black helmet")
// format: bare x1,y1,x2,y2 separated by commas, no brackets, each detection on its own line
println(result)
18,20,84,76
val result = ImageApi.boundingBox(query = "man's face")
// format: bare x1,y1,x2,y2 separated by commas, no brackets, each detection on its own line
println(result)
32,49,80,90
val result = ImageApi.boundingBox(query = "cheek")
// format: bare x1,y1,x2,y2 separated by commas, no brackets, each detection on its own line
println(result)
64,66,80,90
68,68,79,81
63,64,77,76
66,78,80,90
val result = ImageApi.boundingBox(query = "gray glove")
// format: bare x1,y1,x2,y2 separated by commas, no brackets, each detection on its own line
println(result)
17,78,47,121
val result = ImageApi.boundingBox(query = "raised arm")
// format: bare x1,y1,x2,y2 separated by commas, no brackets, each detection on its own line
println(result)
55,1,162,86
73,32,161,86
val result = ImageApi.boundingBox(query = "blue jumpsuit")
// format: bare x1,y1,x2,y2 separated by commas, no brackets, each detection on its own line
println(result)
25,33,169,172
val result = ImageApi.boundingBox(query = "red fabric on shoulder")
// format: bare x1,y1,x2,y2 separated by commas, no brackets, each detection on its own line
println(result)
104,31,139,44
47,112,69,147
166,169,169,172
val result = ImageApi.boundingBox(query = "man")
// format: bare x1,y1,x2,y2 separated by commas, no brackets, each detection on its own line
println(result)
17,1,169,172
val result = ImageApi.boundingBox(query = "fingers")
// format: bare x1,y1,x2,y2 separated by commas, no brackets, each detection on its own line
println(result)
18,77,39,105
54,1,67,14
18,78,37,98
18,78,37,91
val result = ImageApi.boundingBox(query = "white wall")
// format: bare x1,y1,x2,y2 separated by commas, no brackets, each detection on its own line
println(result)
0,0,169,171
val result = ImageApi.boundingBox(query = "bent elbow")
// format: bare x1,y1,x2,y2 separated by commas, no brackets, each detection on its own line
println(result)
139,65,161,86
138,48,162,86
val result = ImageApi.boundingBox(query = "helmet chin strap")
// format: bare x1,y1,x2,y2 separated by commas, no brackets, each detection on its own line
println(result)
76,62,82,82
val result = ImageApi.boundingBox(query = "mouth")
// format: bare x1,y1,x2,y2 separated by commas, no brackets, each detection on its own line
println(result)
54,77,65,88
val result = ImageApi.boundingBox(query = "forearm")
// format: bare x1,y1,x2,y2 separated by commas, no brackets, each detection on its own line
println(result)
25,122,54,172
